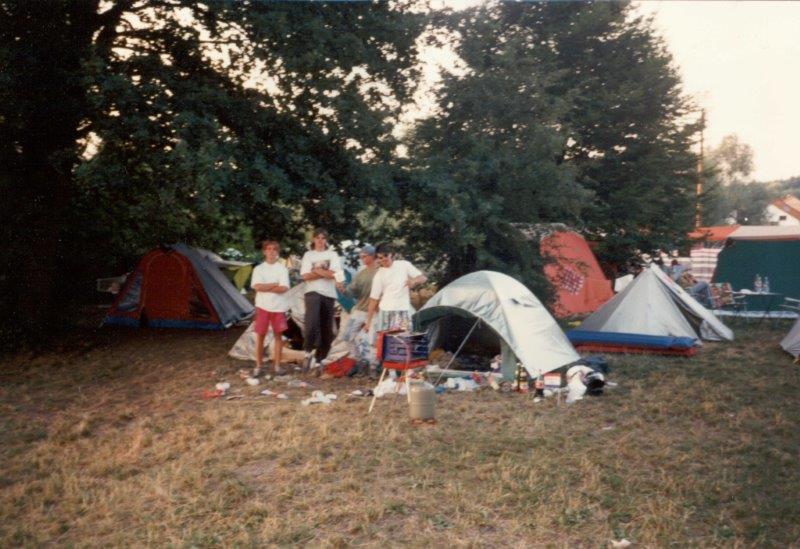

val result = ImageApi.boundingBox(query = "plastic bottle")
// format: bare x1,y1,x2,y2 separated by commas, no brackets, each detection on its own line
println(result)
534,375,545,397
763,276,770,293
754,274,762,293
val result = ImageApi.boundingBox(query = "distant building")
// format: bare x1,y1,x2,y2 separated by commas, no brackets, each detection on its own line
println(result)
766,195,800,226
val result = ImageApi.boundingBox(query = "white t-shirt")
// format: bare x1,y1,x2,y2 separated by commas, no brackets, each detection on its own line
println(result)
369,260,422,311
251,261,291,312
300,249,343,299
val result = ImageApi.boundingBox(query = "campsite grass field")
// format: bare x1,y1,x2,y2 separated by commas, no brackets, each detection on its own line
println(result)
1,321,799,547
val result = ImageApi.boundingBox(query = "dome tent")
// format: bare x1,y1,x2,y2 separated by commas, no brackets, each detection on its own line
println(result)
104,244,254,330
578,265,733,342
413,271,580,379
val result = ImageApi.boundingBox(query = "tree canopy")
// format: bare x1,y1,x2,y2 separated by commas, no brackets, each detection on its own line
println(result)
401,2,699,293
2,0,706,343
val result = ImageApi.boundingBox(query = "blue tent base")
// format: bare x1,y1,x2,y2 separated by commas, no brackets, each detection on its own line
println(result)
567,330,697,349
103,316,226,330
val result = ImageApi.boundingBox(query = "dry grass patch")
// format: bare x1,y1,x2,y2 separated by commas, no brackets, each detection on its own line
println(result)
1,323,799,546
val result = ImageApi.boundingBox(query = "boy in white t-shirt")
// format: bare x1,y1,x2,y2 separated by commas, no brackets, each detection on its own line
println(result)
363,243,427,335
300,227,344,375
250,239,290,376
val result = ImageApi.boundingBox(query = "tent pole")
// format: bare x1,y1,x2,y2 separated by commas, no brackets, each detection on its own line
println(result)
433,318,481,385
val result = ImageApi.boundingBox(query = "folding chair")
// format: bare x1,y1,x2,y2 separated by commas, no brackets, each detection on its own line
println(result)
368,330,429,414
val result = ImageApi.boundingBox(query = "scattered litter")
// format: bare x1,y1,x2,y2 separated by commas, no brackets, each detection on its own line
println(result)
445,377,479,392
602,425,615,431
287,379,311,388
565,365,606,404
245,377,260,386
533,397,542,403
610,539,632,548
434,385,446,395
374,378,407,398
225,395,244,400
260,389,289,400
215,382,231,393
301,390,337,406
274,375,293,382
201,389,224,399
606,381,619,388
238,369,251,380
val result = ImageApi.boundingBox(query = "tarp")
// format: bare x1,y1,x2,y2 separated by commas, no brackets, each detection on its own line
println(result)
780,318,800,358
579,265,734,342
104,244,254,329
414,271,580,378
690,247,723,283
713,239,800,299
540,231,614,318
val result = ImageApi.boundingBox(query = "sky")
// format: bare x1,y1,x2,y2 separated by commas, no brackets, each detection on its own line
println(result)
416,1,800,182
634,1,800,182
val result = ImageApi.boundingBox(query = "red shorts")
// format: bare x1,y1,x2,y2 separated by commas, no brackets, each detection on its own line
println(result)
254,308,288,336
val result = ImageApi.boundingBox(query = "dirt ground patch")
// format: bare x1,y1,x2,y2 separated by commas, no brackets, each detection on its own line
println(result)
1,321,799,546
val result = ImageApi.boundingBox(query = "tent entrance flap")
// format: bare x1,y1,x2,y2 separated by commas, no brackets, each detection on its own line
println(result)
426,313,518,381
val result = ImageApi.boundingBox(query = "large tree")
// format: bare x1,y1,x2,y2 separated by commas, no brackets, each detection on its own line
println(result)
0,1,423,343
403,1,699,290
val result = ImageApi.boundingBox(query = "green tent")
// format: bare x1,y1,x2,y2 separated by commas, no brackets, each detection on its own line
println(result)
713,240,800,300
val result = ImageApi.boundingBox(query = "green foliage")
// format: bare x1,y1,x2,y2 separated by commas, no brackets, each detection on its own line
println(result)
0,1,424,343
401,2,699,293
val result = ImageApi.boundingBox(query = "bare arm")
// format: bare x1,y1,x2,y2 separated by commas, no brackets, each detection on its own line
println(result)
252,283,277,292
405,274,427,289
269,285,289,294
313,267,336,279
301,272,324,281
362,298,379,332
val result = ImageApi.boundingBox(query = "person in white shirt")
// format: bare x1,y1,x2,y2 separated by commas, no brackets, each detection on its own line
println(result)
300,227,344,374
250,240,290,376
363,243,427,335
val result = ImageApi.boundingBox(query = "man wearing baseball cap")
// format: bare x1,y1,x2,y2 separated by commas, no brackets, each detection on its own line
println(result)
336,244,380,376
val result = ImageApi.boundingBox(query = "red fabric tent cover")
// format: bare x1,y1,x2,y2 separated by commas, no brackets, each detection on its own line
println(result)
540,231,614,318
107,248,221,327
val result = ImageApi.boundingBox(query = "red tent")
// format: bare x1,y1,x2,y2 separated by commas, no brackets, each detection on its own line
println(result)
104,244,253,329
540,231,613,318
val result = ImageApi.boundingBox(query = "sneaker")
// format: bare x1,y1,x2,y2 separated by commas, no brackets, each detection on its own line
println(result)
273,363,286,376
311,360,322,378
253,366,262,378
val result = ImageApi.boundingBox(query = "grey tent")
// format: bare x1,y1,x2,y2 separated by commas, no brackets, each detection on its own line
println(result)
414,271,580,378
104,243,253,329
579,265,733,342
780,318,800,358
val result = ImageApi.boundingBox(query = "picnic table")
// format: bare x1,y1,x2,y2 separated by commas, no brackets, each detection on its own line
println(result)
732,291,783,322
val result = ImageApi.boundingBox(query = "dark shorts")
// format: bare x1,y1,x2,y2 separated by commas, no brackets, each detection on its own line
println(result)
254,308,288,336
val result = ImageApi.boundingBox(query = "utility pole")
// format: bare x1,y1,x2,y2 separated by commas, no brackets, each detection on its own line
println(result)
695,109,705,228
